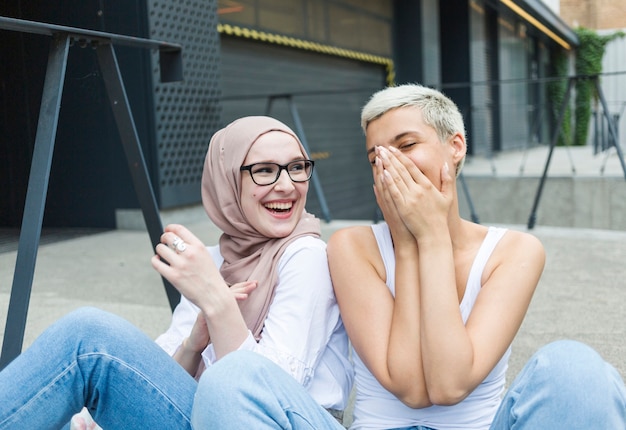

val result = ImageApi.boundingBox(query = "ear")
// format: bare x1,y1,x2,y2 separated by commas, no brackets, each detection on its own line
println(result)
448,132,466,168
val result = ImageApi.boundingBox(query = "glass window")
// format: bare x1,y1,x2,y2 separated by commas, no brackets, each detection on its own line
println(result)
217,0,256,26
218,0,392,56
340,0,392,18
328,3,391,55
306,0,327,41
259,0,305,36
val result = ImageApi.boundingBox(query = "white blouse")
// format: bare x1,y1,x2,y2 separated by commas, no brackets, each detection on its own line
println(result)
155,236,354,410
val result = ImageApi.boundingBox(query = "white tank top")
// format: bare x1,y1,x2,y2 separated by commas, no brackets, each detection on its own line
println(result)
350,224,510,430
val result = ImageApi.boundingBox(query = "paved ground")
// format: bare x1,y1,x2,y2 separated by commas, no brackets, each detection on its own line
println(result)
1,145,625,424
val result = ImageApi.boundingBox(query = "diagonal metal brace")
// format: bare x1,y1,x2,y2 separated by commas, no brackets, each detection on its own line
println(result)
96,42,181,311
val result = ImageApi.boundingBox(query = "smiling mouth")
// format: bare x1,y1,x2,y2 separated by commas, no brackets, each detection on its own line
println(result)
264,202,293,213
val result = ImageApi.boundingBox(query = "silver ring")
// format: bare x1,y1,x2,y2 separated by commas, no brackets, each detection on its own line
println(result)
171,236,187,253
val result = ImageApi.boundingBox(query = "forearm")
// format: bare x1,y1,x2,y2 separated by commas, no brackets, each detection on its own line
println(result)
200,288,249,360
418,233,474,404
387,240,431,407
173,337,203,375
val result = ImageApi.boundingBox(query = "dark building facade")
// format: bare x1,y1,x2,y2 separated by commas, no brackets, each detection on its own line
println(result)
0,0,577,228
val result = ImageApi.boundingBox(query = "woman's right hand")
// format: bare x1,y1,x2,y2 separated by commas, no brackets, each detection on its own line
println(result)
184,312,210,354
377,145,454,241
373,147,414,245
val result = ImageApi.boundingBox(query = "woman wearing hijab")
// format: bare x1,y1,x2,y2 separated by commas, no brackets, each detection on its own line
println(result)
0,116,353,429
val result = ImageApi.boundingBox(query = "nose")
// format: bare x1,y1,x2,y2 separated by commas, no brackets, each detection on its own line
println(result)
273,169,295,190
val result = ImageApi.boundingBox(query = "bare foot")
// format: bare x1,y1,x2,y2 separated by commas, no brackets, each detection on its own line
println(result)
70,408,101,430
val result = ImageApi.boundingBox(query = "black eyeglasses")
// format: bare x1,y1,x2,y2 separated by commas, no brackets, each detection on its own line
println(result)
240,160,315,186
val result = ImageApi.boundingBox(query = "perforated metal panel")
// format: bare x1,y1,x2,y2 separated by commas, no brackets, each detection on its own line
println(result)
147,0,222,208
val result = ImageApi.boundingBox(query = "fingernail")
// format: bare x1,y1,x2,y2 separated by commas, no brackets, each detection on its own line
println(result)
388,146,397,152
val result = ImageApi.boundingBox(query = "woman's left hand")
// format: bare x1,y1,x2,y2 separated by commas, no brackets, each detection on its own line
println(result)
184,280,257,353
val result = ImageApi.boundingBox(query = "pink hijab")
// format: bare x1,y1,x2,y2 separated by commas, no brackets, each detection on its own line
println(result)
201,116,321,339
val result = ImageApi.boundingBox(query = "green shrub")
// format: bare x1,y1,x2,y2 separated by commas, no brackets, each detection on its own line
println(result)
548,49,571,146
573,27,624,146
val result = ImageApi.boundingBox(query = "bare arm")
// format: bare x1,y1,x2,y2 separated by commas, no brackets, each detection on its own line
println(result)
414,228,544,404
172,312,208,375
170,280,256,375
328,227,431,408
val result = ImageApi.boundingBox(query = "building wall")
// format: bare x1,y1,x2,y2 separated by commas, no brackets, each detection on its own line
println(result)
560,0,626,30
215,0,394,221
147,0,222,209
219,35,386,220
217,0,393,56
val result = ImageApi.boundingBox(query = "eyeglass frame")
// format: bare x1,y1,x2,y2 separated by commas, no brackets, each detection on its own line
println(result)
239,159,315,186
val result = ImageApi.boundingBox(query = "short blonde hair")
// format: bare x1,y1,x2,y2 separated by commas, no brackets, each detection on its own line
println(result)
361,84,466,176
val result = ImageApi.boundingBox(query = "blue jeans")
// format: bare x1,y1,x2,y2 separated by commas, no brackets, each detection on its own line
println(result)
194,340,626,430
490,339,626,429
0,307,197,429
2,309,624,430
192,350,345,429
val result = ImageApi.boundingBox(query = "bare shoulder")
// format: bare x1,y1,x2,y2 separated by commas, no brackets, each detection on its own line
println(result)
327,225,386,281
470,227,546,307
327,225,376,254
485,228,546,282
499,228,545,259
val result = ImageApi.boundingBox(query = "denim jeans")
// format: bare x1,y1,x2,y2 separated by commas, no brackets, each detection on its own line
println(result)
193,340,626,430
490,339,626,429
0,307,197,429
1,308,624,430
192,350,345,429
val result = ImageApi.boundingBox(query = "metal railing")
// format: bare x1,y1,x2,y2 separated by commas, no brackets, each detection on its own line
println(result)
0,16,183,369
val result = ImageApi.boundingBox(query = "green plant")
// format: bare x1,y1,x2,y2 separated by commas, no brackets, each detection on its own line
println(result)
548,49,572,146
573,27,624,146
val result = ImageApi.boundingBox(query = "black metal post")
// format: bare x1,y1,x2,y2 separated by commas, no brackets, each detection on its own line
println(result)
0,34,70,369
594,78,626,180
527,77,575,229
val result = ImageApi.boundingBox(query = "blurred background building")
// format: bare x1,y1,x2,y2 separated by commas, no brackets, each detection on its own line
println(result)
1,0,612,228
